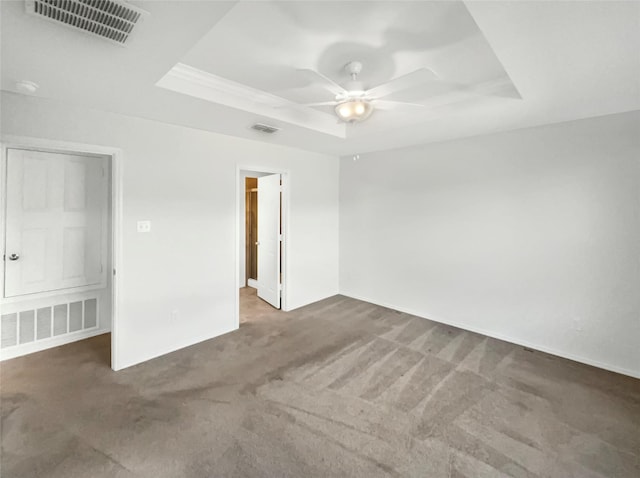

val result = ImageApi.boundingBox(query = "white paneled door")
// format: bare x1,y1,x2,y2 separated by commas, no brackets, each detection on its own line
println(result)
257,174,281,309
4,149,108,298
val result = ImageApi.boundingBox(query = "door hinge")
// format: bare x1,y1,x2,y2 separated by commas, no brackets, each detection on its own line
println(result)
278,234,283,242
113,268,116,276
278,283,283,291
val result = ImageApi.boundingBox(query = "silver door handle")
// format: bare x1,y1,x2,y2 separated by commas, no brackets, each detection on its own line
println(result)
8,253,19,261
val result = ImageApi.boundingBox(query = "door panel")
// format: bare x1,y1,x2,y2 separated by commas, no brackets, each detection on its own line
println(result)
64,160,87,210
4,149,108,298
22,156,48,210
62,227,85,279
21,229,48,285
257,174,281,309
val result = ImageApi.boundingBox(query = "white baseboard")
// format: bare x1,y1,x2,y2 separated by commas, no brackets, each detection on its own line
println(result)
247,279,258,289
340,291,640,380
0,326,110,361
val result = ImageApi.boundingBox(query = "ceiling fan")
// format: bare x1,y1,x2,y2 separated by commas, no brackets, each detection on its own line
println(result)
292,61,440,123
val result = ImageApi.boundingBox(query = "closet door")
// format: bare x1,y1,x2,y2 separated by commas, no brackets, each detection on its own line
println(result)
4,149,108,298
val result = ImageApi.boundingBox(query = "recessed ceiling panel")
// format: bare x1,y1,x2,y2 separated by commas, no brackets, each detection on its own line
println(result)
165,0,520,136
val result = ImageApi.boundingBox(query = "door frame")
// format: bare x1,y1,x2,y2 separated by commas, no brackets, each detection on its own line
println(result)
235,165,290,326
0,135,124,370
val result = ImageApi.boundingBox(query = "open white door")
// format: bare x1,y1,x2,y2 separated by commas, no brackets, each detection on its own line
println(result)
257,174,281,309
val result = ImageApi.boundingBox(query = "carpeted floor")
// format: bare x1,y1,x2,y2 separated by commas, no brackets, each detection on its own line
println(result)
1,292,639,477
239,286,280,324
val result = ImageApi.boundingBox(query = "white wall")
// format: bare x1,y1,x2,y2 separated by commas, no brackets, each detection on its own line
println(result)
1,92,339,370
238,170,269,288
340,111,640,377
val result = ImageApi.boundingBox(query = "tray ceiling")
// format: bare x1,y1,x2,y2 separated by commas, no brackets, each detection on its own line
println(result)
158,1,521,138
2,0,638,155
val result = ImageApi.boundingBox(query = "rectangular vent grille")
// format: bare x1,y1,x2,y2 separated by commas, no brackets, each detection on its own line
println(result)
25,0,148,45
1,298,98,348
251,123,280,134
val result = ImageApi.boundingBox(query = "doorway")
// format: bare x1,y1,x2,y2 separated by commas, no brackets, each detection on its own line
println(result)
0,141,120,368
237,168,288,325
245,177,259,289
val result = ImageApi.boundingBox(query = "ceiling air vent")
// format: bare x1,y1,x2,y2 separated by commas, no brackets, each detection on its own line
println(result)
251,123,280,134
25,0,148,46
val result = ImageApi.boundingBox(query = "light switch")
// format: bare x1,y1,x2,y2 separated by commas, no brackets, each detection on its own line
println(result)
137,220,151,233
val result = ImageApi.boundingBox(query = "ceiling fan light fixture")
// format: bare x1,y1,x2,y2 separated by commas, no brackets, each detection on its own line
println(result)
335,99,373,123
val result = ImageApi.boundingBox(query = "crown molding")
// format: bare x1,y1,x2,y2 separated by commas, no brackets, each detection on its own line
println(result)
156,63,345,138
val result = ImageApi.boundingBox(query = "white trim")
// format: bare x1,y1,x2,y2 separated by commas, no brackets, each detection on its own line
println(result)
236,165,290,329
341,291,640,380
110,144,124,371
247,279,258,289
1,289,103,314
0,147,7,306
235,167,240,329
0,135,123,371
1,283,107,304
0,328,108,361
157,63,345,138
170,63,297,107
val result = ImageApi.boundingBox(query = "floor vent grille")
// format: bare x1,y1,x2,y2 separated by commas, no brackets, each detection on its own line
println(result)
25,0,148,45
1,298,98,349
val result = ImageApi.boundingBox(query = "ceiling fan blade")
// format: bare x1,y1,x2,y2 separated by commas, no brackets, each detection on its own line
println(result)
297,68,347,96
366,68,439,99
373,100,426,110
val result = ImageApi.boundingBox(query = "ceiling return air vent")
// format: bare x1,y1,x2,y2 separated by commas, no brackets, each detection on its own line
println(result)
25,0,148,46
251,123,280,134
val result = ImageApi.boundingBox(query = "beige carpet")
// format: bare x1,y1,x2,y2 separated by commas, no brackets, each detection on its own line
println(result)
239,286,279,324
1,292,639,477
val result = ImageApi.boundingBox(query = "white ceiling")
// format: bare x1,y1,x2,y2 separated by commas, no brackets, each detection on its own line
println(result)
1,1,639,156
159,1,520,140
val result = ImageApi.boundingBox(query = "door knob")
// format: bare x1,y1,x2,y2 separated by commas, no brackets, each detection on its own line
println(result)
255,241,260,246
8,253,19,261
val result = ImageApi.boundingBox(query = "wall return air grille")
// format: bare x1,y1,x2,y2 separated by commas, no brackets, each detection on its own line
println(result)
25,0,148,45
1,298,99,349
